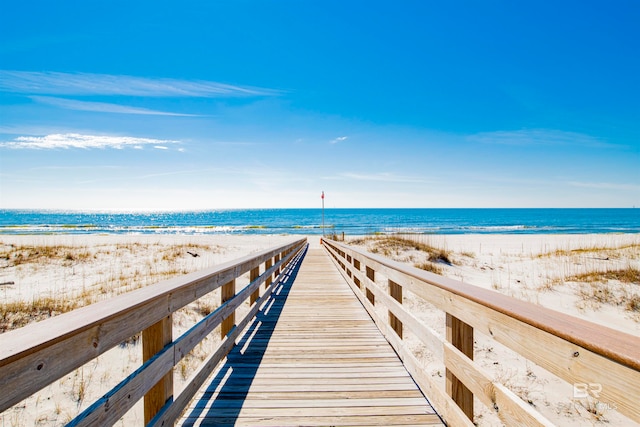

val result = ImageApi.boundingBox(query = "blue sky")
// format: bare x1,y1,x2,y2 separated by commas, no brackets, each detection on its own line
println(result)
0,1,638,210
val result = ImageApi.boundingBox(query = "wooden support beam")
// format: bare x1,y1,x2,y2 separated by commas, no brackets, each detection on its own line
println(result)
249,266,260,305
274,254,281,277
142,315,173,425
389,280,403,339
221,279,235,338
353,259,361,289
446,313,474,421
265,258,273,291
366,266,375,305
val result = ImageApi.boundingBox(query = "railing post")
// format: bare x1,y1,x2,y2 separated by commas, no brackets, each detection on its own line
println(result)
388,280,403,338
221,279,235,338
265,258,273,291
353,259,361,289
250,266,260,305
446,313,474,421
365,266,375,305
142,315,173,424
274,254,281,277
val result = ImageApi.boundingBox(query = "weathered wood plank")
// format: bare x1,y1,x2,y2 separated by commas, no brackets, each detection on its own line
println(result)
142,315,173,424
181,414,443,426
446,313,474,421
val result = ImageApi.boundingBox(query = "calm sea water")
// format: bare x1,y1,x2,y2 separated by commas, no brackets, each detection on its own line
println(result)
0,209,638,235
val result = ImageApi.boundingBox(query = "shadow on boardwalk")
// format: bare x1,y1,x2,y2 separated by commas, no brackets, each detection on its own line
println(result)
181,246,307,425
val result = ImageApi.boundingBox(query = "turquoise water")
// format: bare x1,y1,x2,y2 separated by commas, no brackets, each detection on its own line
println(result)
0,209,638,235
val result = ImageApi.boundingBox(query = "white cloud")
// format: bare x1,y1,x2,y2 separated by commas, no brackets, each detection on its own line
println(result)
330,136,348,144
1,133,180,150
568,181,640,191
468,129,615,148
30,96,199,116
153,145,169,150
0,70,281,97
336,172,429,183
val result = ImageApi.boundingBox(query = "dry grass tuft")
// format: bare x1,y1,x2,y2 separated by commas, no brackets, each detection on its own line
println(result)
1,298,81,332
569,267,639,284
414,262,443,275
360,236,453,265
536,243,640,259
0,244,93,267
565,266,640,315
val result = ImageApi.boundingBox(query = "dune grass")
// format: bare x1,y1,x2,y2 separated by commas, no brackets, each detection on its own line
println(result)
536,243,640,259
346,236,454,276
0,242,222,333
568,267,640,284
356,236,453,265
564,267,640,314
1,297,82,332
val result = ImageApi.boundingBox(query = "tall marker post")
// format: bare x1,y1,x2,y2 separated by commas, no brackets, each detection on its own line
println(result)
321,191,325,237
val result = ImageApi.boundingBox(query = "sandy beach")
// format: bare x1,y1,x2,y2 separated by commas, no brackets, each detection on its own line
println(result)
1,233,638,426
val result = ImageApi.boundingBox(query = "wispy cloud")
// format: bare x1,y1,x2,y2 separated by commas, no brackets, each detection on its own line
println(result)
336,172,429,183
568,181,640,191
468,129,616,148
0,70,281,97
1,133,180,150
330,136,348,144
30,96,199,116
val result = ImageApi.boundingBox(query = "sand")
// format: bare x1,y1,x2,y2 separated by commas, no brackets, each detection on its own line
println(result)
0,233,638,426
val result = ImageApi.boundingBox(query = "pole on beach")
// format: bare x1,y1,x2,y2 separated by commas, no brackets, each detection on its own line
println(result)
321,191,325,237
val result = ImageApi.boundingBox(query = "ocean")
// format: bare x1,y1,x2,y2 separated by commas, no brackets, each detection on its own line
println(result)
0,208,638,236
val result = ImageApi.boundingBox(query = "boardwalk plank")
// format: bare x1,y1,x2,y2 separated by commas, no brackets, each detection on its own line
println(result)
178,247,443,426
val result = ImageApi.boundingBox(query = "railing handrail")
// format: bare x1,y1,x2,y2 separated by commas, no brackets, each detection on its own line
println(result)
322,237,640,426
0,238,307,424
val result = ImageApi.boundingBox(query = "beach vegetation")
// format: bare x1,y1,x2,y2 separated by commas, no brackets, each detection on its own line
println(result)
414,262,443,275
193,299,219,317
1,297,80,332
575,397,610,423
536,243,640,259
566,266,639,286
354,236,454,265
119,333,141,348
492,366,546,409
626,295,640,313
346,238,368,245
563,266,640,316
72,368,88,406
0,244,87,267
0,241,225,333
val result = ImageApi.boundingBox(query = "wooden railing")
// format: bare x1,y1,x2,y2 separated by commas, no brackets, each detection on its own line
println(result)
322,238,640,427
0,238,307,426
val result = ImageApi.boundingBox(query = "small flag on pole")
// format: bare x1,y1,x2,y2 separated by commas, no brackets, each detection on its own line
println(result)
321,191,325,237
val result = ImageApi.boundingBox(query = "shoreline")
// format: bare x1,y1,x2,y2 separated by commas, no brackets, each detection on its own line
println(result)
2,208,639,236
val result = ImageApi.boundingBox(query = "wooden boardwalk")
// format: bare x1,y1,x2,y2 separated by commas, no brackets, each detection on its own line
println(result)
178,247,443,426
